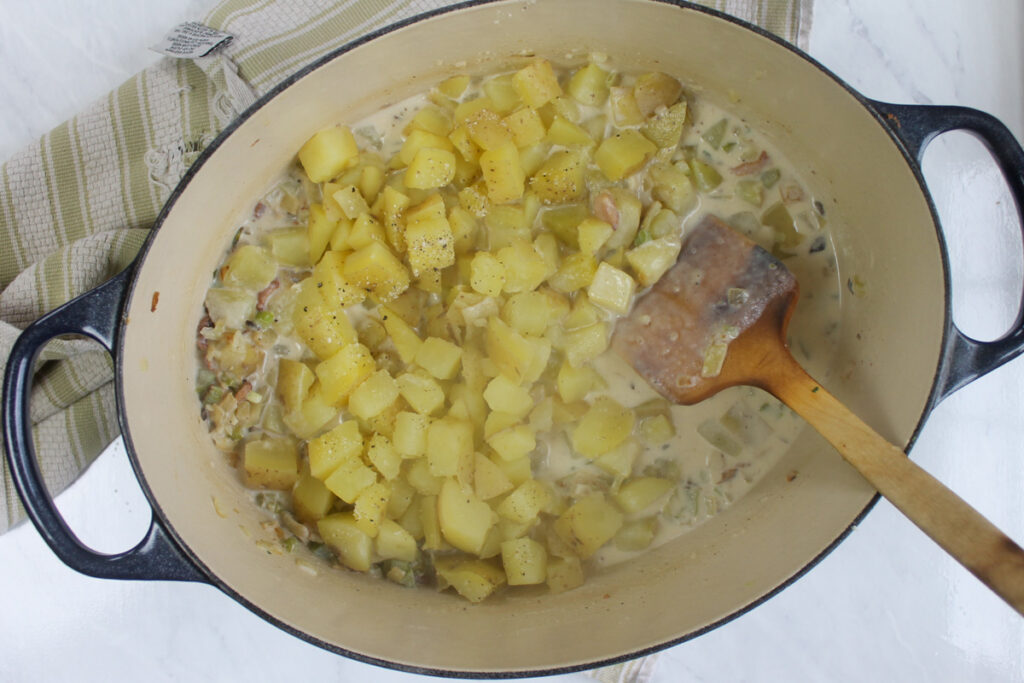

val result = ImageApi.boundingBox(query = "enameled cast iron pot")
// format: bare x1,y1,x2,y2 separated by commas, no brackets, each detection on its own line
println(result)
5,0,1024,676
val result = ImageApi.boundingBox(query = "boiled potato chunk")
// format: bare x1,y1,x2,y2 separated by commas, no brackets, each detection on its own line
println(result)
594,130,657,181
307,420,363,481
343,240,410,302
513,59,562,108
393,411,430,457
479,142,525,204
553,493,624,558
434,555,506,603
613,477,673,514
626,235,682,286
223,244,276,290
546,555,585,593
572,396,636,458
496,479,550,524
482,374,533,419
353,481,391,536
366,432,402,481
298,126,359,183
276,359,314,415
348,369,399,420
415,336,462,380
587,262,637,314
427,417,475,477
405,147,457,189
438,478,497,555
324,456,377,504
318,512,372,571
376,518,419,562
474,452,514,500
292,469,336,524
242,437,299,490
530,150,586,204
501,537,547,585
315,343,375,405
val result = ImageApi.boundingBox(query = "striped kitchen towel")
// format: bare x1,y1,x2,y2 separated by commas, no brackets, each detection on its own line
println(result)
0,0,810,557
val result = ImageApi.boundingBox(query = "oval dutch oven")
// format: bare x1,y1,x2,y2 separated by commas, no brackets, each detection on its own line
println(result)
5,0,1024,676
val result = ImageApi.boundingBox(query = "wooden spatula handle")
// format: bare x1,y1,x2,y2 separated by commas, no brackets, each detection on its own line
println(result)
768,354,1024,615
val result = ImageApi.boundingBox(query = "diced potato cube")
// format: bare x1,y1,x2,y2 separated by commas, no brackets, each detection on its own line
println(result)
419,493,445,550
405,106,454,137
353,480,391,536
587,262,637,314
393,411,430,457
530,150,586,204
485,317,538,385
438,478,498,555
474,452,514,500
487,425,536,462
641,414,676,444
501,537,547,586
427,417,475,477
311,250,366,309
298,126,359,183
323,456,377,504
594,438,641,478
292,469,336,523
242,437,299,490
610,86,644,126
496,479,550,524
448,125,480,164
434,555,506,603
448,206,480,254
396,371,446,416
556,362,603,403
626,235,682,286
376,518,418,562
482,74,522,114
494,455,532,487
567,62,611,106
482,374,533,418
332,184,370,220
546,555,584,593
546,116,593,147
594,130,657,181
479,141,525,204
318,512,372,571
387,478,416,519
348,369,399,420
572,396,636,458
496,239,549,293
562,322,609,368
552,493,623,558
346,213,385,250
501,291,553,336
577,217,614,256
379,305,422,364
223,244,276,291
276,359,314,415
308,420,363,481
405,147,457,190
281,388,338,440
613,477,674,514
343,240,410,302
267,228,310,268
613,518,657,551
469,251,506,296
484,410,521,440
292,279,358,359
643,101,688,149
315,343,375,405
416,336,463,380
399,129,455,166
464,108,513,151
632,72,683,117
503,107,547,147
548,251,597,293
307,203,337,264
438,74,470,99
513,59,562,108
649,162,696,214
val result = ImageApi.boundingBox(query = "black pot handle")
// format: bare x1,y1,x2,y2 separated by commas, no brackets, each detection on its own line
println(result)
2,267,207,583
869,100,1024,403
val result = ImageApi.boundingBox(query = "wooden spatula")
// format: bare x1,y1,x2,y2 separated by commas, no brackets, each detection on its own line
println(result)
612,214,1024,615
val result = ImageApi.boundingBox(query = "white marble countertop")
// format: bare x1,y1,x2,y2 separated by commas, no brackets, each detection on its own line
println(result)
1,1,1022,681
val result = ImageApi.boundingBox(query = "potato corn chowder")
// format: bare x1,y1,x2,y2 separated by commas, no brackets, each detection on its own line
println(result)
196,56,842,602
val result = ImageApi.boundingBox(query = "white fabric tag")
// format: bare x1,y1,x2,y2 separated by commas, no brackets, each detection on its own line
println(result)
151,22,234,58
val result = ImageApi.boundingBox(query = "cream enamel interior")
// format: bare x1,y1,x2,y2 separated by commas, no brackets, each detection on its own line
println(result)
119,0,946,674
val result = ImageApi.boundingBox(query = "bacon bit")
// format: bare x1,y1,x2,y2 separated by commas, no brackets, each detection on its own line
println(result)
730,150,770,176
592,191,620,229
234,381,252,402
150,291,160,312
253,201,267,219
219,264,230,282
786,470,799,483
719,467,738,483
256,279,280,311
781,182,805,203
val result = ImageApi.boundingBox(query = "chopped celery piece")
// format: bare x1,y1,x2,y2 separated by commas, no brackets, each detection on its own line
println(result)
760,168,781,188
696,419,742,457
688,159,722,192
761,202,802,249
701,342,728,378
702,118,728,149
254,310,275,328
736,179,763,207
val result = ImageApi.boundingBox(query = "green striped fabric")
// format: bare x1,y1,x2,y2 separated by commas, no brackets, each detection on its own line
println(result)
0,0,810,537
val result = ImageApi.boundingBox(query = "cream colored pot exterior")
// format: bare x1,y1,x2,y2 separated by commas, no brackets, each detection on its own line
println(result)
119,0,944,674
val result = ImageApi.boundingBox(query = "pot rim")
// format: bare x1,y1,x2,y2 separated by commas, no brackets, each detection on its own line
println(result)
115,0,952,676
